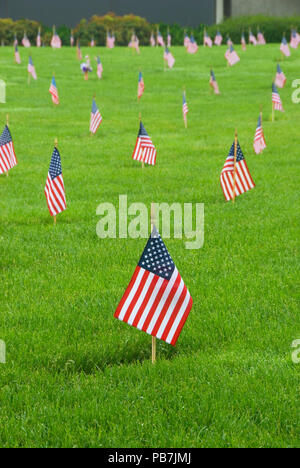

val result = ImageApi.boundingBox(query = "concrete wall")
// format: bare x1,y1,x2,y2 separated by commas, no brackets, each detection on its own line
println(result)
231,0,300,17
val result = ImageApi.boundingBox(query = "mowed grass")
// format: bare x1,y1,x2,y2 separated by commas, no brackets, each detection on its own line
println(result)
0,43,299,448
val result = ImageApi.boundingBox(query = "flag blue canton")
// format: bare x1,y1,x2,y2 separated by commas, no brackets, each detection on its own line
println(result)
229,141,245,162
49,148,62,180
0,126,12,145
91,99,98,114
138,72,143,82
138,122,149,137
272,82,279,94
138,227,175,280
51,76,57,87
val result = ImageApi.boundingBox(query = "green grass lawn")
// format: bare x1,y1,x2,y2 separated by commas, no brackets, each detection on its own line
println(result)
0,44,299,448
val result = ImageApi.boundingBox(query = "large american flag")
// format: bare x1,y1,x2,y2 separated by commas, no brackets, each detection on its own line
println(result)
253,114,267,154
182,92,188,126
14,45,21,64
275,64,286,88
272,83,284,111
28,56,37,79
226,45,240,66
132,122,157,166
49,76,59,105
220,140,255,201
90,99,102,134
204,32,212,47
164,47,175,68
210,70,220,94
138,72,145,99
214,31,222,46
96,56,103,79
280,37,290,57
249,30,257,45
45,147,66,217
187,35,198,54
114,226,193,346
0,125,18,175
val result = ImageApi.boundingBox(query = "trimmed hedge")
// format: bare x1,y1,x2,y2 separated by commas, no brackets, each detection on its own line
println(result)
0,14,299,46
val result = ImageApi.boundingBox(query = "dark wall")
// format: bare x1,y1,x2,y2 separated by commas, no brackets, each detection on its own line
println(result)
0,0,216,27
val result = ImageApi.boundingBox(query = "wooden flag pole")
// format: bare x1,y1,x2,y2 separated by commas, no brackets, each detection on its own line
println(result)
151,202,157,363
232,129,238,203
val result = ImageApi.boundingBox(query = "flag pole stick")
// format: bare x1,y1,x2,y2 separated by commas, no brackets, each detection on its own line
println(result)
5,114,9,177
232,129,238,203
151,202,157,363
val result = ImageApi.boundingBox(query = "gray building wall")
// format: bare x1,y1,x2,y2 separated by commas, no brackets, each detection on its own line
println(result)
231,0,300,17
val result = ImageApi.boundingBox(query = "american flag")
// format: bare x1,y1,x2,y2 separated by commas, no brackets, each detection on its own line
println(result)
184,33,190,48
257,30,266,45
96,56,103,79
275,64,286,88
49,76,59,105
253,114,267,154
272,83,284,111
167,31,171,47
204,32,212,47
226,45,240,66
114,226,193,346
28,56,37,80
214,31,222,46
220,140,255,201
182,92,188,126
36,31,41,47
280,37,290,57
70,32,74,47
14,45,21,64
90,37,95,47
157,31,165,47
210,70,220,95
249,30,257,45
77,41,82,60
22,34,30,48
290,29,300,49
0,125,18,175
90,99,102,134
45,147,66,217
138,72,145,100
226,36,233,46
132,121,157,166
164,47,175,68
241,33,247,50
129,33,140,54
13,34,18,46
187,35,198,54
150,33,156,47
106,32,115,48
50,28,62,49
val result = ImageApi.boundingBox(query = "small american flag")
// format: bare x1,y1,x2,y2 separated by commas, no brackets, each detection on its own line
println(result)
220,140,255,201
204,32,212,47
226,36,233,46
51,28,62,49
157,31,165,47
249,30,257,45
138,72,145,100
275,64,286,88
106,32,115,48
49,76,59,105
14,45,21,64
77,41,82,60
132,121,157,166
22,34,30,48
129,33,140,54
182,92,188,126
45,147,66,217
280,37,290,57
226,45,240,66
272,83,284,112
210,70,220,95
167,31,171,47
214,31,222,46
114,226,193,346
13,34,18,46
257,30,266,45
184,33,190,48
0,125,18,175
290,29,300,49
28,56,37,80
241,33,247,50
90,37,95,47
150,33,156,47
164,47,175,68
253,114,267,154
70,33,74,47
187,35,198,54
96,56,103,79
36,31,41,47
90,99,102,134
